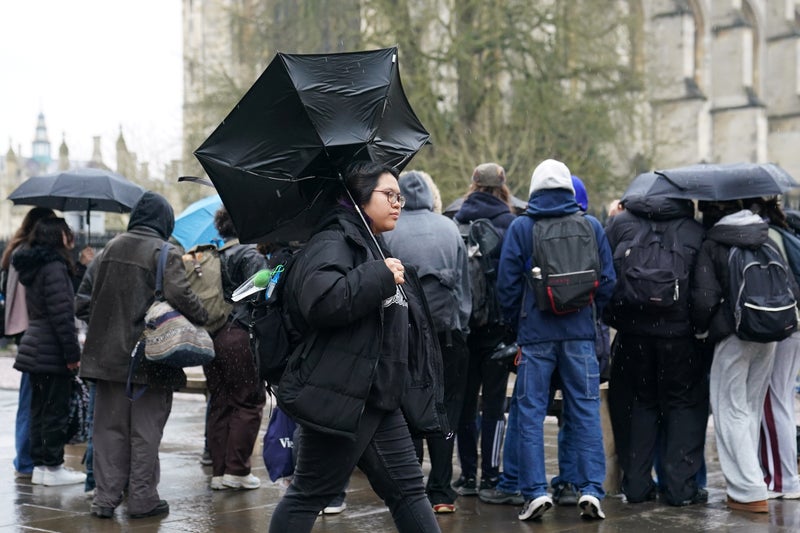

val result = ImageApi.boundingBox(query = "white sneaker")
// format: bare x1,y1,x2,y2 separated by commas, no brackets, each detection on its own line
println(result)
42,466,86,486
222,473,261,489
518,495,553,521
578,494,605,520
31,466,45,485
767,490,785,499
209,476,227,490
781,491,800,500
323,501,347,514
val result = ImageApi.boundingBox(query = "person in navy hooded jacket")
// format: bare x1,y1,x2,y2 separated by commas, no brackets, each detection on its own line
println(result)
496,159,615,522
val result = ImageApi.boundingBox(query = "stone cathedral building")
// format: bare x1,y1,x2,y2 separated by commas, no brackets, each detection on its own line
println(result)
182,0,800,202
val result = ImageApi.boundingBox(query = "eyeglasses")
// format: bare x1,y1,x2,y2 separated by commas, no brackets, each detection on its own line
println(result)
372,189,406,208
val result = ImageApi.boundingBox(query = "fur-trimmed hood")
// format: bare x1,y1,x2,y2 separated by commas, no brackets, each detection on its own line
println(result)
12,246,70,287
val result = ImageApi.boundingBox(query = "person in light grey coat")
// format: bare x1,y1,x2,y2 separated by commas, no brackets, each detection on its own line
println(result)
383,169,471,511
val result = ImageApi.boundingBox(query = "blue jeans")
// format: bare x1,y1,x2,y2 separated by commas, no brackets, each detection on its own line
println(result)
517,340,605,500
14,372,33,474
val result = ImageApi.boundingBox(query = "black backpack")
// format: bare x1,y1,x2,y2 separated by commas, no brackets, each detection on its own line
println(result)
531,212,600,314
614,219,689,312
244,250,298,392
728,242,798,343
459,219,503,328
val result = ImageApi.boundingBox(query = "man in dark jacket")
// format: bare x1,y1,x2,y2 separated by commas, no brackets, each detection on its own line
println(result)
80,191,208,520
692,205,800,513
452,162,516,496
497,159,615,521
383,169,471,512
603,194,707,506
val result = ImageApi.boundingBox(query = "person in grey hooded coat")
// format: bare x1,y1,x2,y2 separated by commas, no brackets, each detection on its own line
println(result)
383,170,471,512
80,191,208,520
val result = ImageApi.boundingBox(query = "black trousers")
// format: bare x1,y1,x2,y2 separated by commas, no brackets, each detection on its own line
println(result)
413,329,469,505
608,333,709,504
269,405,440,533
29,373,72,467
456,324,509,482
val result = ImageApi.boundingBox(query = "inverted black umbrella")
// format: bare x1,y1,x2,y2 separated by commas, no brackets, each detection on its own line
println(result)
652,162,798,201
8,167,145,243
194,47,430,244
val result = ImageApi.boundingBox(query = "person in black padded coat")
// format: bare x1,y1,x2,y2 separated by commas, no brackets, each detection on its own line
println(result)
269,160,446,533
12,217,85,487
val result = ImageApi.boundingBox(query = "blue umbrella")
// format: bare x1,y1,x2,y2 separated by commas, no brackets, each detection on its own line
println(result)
172,194,223,250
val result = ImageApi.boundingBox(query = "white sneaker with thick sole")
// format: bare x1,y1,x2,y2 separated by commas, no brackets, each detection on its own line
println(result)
518,495,553,521
210,476,227,490
42,466,86,486
578,494,605,520
323,501,347,515
222,473,261,489
31,467,45,485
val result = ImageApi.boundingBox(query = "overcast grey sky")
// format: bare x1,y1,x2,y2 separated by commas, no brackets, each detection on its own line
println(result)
0,0,183,175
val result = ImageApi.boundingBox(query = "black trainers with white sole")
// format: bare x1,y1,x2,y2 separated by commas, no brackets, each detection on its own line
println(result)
518,495,553,521
578,494,605,519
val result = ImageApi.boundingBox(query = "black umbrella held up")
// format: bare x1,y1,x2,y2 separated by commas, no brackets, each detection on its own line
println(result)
8,167,145,243
652,162,798,201
194,47,430,244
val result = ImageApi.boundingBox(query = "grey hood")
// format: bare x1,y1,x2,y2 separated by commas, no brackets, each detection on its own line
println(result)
399,171,434,212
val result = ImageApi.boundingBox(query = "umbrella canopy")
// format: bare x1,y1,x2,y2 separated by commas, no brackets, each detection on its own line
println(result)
172,194,224,250
8,167,145,213
621,171,689,202
652,162,798,201
194,47,430,244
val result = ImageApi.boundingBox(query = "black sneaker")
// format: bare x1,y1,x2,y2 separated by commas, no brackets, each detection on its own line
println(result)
478,487,525,505
479,476,499,491
518,495,553,521
552,482,579,506
452,475,478,496
90,504,114,519
129,500,169,519
665,487,709,507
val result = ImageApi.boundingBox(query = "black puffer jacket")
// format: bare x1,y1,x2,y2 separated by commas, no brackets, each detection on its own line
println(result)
691,210,800,343
603,196,704,337
13,246,80,375
278,207,448,440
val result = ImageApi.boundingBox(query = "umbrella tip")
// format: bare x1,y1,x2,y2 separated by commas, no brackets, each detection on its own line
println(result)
178,176,216,188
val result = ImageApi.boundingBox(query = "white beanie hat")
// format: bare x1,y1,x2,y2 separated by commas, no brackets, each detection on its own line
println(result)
529,159,575,196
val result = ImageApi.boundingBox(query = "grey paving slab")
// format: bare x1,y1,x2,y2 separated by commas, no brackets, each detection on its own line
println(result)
1,353,800,531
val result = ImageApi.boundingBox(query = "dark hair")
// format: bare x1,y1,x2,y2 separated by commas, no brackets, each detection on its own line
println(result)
29,217,75,273
214,206,237,239
745,197,788,229
1,207,56,269
343,160,399,207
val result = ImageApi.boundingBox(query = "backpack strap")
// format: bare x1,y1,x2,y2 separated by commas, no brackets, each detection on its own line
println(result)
154,244,170,302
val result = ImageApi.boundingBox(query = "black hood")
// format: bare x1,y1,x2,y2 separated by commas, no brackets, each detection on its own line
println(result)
623,195,695,221
705,210,769,250
127,191,174,239
11,246,68,286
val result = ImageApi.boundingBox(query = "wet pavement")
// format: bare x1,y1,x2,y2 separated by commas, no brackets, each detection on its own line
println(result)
1,353,800,532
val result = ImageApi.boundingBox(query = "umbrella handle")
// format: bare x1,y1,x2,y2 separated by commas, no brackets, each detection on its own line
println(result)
343,182,408,301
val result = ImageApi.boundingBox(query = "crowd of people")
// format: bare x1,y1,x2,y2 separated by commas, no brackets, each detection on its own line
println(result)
6,157,800,530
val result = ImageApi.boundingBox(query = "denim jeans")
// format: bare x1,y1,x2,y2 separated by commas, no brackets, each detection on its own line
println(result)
517,340,605,500
269,405,440,533
14,371,33,474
